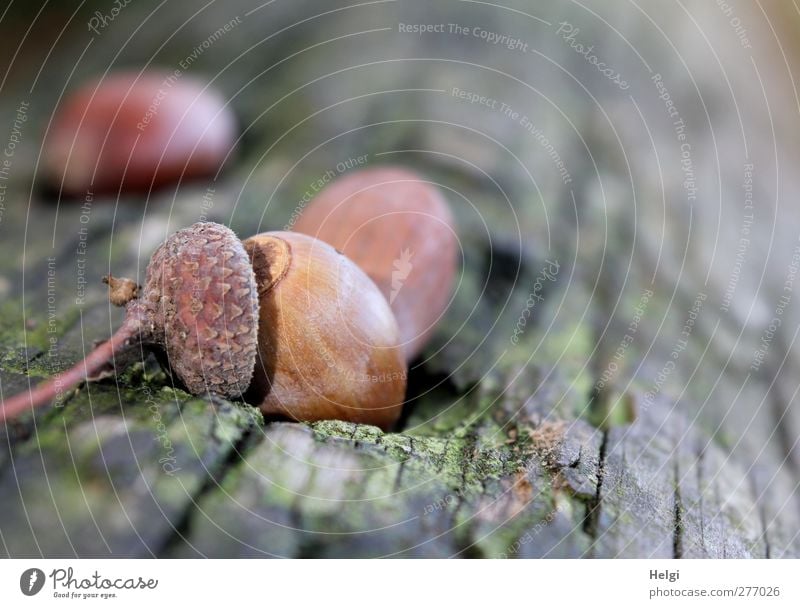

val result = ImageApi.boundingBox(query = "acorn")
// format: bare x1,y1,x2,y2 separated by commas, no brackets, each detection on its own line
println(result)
0,223,406,430
294,166,458,361
43,72,236,196
244,232,405,429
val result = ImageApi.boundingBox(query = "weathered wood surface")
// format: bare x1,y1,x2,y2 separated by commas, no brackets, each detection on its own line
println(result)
1,0,799,557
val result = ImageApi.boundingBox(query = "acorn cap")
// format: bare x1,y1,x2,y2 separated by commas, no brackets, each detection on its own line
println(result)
143,222,259,398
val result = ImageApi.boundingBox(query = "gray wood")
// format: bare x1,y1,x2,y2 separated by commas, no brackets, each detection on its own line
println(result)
1,0,799,557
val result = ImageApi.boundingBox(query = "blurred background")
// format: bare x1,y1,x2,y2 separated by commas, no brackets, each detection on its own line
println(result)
0,0,799,558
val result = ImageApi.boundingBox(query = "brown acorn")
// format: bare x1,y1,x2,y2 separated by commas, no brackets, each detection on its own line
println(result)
244,232,406,429
43,72,236,196
1,223,406,430
294,166,458,361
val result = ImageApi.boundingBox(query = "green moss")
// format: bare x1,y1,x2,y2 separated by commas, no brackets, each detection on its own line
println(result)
378,433,414,460
310,419,358,441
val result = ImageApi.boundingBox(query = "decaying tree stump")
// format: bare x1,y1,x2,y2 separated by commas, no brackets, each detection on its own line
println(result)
0,0,798,557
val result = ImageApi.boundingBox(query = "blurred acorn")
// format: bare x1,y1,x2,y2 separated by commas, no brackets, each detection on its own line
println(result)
43,71,236,196
294,166,458,361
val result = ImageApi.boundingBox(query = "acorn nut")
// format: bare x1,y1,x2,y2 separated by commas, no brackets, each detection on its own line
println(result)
44,72,236,196
294,166,458,361
244,232,406,430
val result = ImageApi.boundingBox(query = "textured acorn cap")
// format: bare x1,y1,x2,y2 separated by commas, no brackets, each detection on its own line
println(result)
142,222,259,398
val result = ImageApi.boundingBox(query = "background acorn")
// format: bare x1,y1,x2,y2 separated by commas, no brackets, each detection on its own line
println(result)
294,166,459,361
43,72,237,196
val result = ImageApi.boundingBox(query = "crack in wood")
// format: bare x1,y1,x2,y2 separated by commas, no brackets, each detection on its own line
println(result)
696,444,706,556
582,428,608,555
673,460,683,559
155,411,262,557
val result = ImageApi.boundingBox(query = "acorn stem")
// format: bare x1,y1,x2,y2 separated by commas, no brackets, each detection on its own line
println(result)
102,275,140,307
0,314,145,423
